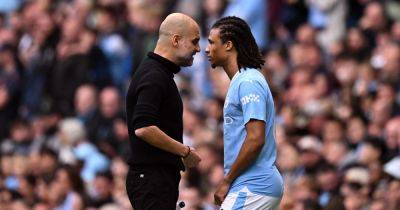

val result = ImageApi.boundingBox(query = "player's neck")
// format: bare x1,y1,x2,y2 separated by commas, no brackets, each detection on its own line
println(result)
223,56,239,80
154,45,178,65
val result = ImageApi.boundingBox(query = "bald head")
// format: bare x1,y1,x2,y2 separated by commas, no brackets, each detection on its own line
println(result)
155,13,200,67
159,13,199,39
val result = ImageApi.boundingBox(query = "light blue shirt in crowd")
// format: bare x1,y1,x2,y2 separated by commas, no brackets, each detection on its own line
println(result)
223,0,268,49
223,68,283,198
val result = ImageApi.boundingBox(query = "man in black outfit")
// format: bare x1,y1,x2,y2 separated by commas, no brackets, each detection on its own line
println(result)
125,13,202,210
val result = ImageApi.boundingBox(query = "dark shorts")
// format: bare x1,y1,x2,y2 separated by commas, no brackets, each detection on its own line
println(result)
126,165,181,210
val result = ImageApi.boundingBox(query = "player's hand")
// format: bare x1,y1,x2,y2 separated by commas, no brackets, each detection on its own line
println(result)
182,147,201,168
214,179,231,206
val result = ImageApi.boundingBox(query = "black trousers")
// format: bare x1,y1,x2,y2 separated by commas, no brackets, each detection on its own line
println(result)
126,165,181,210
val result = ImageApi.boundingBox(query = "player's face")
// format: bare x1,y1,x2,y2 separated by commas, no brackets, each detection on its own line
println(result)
205,28,227,68
176,24,200,67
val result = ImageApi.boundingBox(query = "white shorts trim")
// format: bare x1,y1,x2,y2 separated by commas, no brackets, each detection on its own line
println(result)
220,187,281,210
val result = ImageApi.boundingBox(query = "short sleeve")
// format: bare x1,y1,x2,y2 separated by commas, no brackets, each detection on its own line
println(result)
132,71,167,130
238,79,268,124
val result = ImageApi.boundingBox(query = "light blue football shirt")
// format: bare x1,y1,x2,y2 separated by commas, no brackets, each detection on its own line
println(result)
223,68,283,198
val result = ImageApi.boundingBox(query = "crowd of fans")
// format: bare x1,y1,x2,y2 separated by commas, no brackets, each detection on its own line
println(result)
0,0,399,210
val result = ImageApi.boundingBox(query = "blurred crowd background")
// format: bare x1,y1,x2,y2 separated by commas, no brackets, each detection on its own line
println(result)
0,0,399,210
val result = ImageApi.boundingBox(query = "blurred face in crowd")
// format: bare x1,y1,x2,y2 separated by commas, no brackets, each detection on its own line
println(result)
100,87,120,118
13,155,29,176
11,200,29,210
79,29,96,53
111,157,128,178
370,99,391,127
265,50,287,75
369,200,385,210
334,58,358,86
127,0,163,32
183,108,200,135
391,21,400,41
203,0,225,16
313,74,329,97
346,117,366,145
385,117,400,149
96,9,116,33
344,194,366,210
368,161,383,184
55,168,73,191
382,43,400,74
33,203,51,210
48,180,66,205
386,180,400,206
341,172,370,200
17,176,34,199
292,176,319,202
363,2,385,30
93,175,113,199
296,24,316,46
359,144,381,165
289,44,305,67
11,123,31,143
322,120,343,142
74,84,97,115
377,84,395,105
323,141,348,166
317,169,339,191
62,17,82,43
290,67,311,87
304,46,321,71
1,154,13,176
35,12,55,42
300,149,321,169
40,152,57,175
204,98,223,121
277,143,299,172
113,118,128,140
347,28,365,51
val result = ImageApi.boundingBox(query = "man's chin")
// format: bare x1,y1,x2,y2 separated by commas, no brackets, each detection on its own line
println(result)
181,61,193,67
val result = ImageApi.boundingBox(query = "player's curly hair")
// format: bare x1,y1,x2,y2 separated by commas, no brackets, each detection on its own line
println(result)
212,16,265,70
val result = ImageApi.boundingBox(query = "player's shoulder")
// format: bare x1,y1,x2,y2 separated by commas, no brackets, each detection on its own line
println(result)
238,68,267,86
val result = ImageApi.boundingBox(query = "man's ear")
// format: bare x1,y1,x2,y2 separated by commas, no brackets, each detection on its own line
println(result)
172,34,180,47
225,40,233,51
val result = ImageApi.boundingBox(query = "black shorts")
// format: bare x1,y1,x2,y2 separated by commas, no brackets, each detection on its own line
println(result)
126,164,181,210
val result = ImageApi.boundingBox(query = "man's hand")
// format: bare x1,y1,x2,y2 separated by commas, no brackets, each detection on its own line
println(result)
214,179,231,206
182,147,201,168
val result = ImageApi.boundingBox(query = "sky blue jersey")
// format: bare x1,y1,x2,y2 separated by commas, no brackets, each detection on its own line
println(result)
223,68,283,198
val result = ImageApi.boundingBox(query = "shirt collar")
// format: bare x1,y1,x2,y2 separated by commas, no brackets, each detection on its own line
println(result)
231,70,240,83
147,52,181,75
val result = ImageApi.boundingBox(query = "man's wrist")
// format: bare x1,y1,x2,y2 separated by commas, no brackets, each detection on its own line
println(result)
181,145,191,158
224,176,234,184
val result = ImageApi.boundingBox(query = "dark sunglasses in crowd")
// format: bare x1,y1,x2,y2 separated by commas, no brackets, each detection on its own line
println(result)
344,181,367,191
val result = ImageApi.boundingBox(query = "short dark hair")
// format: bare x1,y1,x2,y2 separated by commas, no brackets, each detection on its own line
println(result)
212,16,265,70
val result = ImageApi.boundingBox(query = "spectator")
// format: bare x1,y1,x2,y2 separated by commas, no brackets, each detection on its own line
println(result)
306,0,347,50
87,171,114,208
86,86,123,157
58,118,110,183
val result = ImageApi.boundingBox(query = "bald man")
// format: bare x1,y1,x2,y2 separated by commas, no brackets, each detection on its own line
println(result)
125,13,201,210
